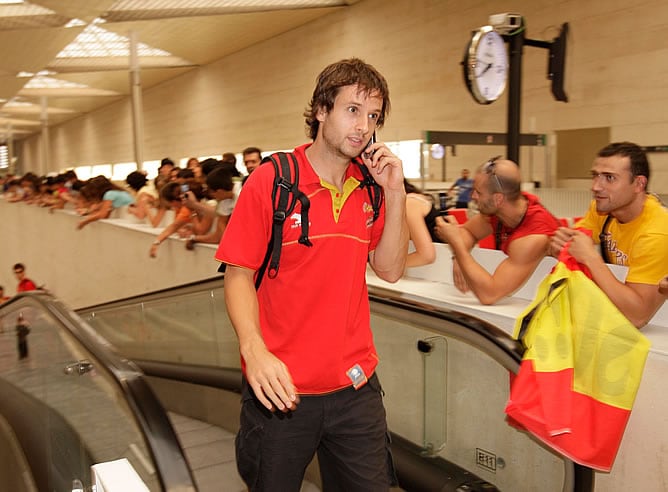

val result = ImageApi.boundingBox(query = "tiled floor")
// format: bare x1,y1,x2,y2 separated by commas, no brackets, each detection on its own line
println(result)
168,412,320,492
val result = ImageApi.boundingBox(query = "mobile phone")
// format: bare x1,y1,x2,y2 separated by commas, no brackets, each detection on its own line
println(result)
180,184,189,194
363,132,376,159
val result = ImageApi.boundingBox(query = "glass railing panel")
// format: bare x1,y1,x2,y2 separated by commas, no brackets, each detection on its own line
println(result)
84,287,241,368
0,303,160,491
419,335,448,454
372,309,571,492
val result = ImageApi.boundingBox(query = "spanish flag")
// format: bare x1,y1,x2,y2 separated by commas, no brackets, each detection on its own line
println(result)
505,252,650,472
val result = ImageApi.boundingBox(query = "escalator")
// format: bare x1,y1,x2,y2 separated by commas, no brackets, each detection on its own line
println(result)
0,279,593,492
0,293,196,492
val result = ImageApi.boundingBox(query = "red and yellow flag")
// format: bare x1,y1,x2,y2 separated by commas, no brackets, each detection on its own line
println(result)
505,254,650,471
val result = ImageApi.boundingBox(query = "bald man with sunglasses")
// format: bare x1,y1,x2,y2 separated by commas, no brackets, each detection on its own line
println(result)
435,157,559,305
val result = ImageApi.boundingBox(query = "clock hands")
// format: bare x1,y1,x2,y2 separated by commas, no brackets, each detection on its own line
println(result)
476,61,493,78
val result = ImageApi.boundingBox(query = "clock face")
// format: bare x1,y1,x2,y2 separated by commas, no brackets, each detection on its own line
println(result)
430,144,445,159
464,26,508,104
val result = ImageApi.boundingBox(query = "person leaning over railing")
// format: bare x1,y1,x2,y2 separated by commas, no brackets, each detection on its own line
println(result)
182,166,236,250
48,170,80,212
3,177,24,202
434,157,560,305
149,180,212,258
186,156,203,181
5,173,39,203
125,170,163,224
550,142,668,328
76,175,135,230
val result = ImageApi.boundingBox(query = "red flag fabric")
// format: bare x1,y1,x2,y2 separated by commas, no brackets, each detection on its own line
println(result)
505,252,650,471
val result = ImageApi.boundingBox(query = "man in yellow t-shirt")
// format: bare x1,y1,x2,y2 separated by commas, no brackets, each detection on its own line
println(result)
551,142,668,328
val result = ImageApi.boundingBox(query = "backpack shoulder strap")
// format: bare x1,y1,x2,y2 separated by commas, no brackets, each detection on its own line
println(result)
255,152,312,290
599,214,613,264
353,158,383,222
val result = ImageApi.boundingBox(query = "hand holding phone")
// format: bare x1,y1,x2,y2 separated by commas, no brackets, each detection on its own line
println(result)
363,132,376,159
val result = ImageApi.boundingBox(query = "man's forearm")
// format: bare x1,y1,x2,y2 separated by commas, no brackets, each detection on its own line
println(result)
584,257,657,327
371,189,409,282
224,266,265,354
452,250,500,304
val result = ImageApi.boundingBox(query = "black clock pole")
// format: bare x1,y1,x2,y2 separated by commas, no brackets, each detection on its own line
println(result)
463,18,568,167
506,30,525,164
505,22,569,165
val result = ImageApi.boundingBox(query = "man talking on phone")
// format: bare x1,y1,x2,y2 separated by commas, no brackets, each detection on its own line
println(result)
216,58,408,491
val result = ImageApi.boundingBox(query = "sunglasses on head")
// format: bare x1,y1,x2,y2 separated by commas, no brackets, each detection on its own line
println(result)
482,156,505,193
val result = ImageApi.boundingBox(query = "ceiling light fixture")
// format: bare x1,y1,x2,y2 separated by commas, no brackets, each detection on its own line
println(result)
65,18,86,28
57,24,173,58
25,76,88,89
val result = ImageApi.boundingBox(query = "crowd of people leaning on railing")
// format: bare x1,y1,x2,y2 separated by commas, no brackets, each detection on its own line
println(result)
2,141,667,324
0,147,264,257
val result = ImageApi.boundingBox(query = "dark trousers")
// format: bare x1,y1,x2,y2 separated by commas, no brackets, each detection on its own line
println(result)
17,340,28,359
236,374,396,492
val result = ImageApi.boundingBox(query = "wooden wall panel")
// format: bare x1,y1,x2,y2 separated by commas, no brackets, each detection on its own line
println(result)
556,127,610,179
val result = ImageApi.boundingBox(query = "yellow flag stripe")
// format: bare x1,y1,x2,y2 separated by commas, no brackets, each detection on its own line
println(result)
516,262,650,410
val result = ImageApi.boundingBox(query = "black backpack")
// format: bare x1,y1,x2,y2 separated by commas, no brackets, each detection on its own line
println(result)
254,152,383,289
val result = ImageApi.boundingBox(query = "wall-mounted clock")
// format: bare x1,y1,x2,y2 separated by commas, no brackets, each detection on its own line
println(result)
463,26,508,104
430,144,445,159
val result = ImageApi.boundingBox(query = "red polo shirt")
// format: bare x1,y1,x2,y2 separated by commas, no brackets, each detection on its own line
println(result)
489,192,559,254
216,143,385,394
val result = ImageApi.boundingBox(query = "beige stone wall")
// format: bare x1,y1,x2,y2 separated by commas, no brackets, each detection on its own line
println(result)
0,199,221,309
16,0,668,191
